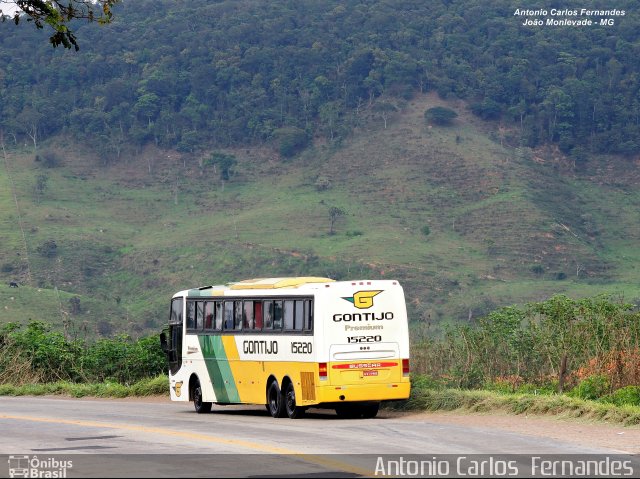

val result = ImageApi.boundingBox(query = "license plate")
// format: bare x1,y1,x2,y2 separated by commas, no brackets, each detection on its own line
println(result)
362,370,378,377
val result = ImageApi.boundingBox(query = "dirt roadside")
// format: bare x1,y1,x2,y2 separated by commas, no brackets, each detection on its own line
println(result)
392,410,640,454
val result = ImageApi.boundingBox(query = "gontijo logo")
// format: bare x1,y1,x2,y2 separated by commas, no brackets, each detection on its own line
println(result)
342,290,382,309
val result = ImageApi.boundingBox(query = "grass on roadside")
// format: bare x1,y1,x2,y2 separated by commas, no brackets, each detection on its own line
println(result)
385,377,640,427
0,374,168,399
2,373,639,427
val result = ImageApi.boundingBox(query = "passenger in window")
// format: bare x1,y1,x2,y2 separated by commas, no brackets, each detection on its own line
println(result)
243,301,254,330
204,302,214,329
215,302,223,330
254,302,263,330
224,301,234,330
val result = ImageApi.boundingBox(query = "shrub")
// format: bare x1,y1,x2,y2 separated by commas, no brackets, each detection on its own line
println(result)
37,239,58,258
274,126,309,158
569,375,610,401
35,150,63,168
424,106,458,126
601,386,640,407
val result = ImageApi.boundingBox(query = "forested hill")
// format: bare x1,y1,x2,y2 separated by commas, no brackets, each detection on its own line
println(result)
1,0,639,159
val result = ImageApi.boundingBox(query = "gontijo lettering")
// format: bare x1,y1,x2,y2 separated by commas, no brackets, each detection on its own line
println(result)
333,312,393,322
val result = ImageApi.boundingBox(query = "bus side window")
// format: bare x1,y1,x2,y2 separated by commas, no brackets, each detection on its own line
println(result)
186,301,195,330
263,301,273,329
273,300,283,330
196,301,204,331
284,300,294,330
223,301,234,330
254,301,263,330
234,301,243,330
294,300,304,330
204,302,214,330
304,300,313,331
243,301,254,330
215,301,224,330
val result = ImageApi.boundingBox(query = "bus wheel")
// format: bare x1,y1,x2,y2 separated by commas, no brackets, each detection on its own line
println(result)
267,381,286,418
284,382,305,419
361,402,380,419
192,378,212,414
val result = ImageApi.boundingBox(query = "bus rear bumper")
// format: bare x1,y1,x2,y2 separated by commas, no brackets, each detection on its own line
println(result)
314,381,410,404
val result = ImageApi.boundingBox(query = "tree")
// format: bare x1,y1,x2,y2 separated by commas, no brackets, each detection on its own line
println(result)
205,152,237,182
373,101,397,129
328,206,346,235
0,1,120,50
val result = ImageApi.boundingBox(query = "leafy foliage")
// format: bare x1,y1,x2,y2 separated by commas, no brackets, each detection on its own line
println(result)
0,321,165,385
1,1,120,50
424,107,458,126
414,295,640,393
0,0,638,156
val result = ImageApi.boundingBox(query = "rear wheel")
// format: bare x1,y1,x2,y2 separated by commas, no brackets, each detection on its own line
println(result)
284,382,305,419
267,381,286,418
192,378,212,414
361,402,380,419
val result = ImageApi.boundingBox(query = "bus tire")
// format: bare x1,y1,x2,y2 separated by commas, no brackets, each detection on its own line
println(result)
361,402,380,419
267,381,286,418
284,382,305,419
192,378,212,414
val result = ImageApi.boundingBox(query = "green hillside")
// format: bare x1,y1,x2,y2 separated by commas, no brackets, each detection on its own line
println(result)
2,93,639,336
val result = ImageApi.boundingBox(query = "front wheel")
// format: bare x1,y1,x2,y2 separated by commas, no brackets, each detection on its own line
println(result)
284,382,305,419
267,381,286,418
192,378,212,414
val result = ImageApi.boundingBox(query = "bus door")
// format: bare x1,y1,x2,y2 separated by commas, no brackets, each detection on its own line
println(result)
161,297,184,375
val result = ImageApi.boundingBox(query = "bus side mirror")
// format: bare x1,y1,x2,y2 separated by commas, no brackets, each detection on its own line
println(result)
159,332,169,354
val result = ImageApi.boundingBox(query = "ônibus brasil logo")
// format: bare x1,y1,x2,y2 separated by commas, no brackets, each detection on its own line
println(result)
341,290,382,309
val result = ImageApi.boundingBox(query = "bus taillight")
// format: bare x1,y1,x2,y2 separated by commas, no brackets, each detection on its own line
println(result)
402,358,410,376
319,362,328,380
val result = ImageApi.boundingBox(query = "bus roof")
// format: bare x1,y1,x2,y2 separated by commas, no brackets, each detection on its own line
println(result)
229,277,334,290
177,277,335,297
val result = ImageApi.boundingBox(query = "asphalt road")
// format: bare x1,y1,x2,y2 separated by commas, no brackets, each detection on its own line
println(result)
0,397,636,478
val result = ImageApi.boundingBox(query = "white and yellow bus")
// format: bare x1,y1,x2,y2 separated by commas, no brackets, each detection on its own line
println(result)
160,277,410,419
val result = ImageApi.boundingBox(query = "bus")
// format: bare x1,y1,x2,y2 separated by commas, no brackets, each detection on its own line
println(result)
160,277,410,419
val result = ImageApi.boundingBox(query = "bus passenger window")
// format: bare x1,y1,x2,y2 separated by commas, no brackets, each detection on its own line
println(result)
243,301,254,330
263,301,273,329
223,301,234,330
234,301,243,330
196,301,204,330
214,302,224,330
284,300,294,330
273,300,283,330
186,301,195,330
204,302,214,329
294,300,304,330
254,302,263,330
304,300,313,330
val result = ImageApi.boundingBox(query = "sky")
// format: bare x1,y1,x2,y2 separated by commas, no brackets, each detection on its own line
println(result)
0,1,20,16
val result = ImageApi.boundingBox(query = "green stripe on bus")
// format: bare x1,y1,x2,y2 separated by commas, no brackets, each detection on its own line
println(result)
198,335,240,403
